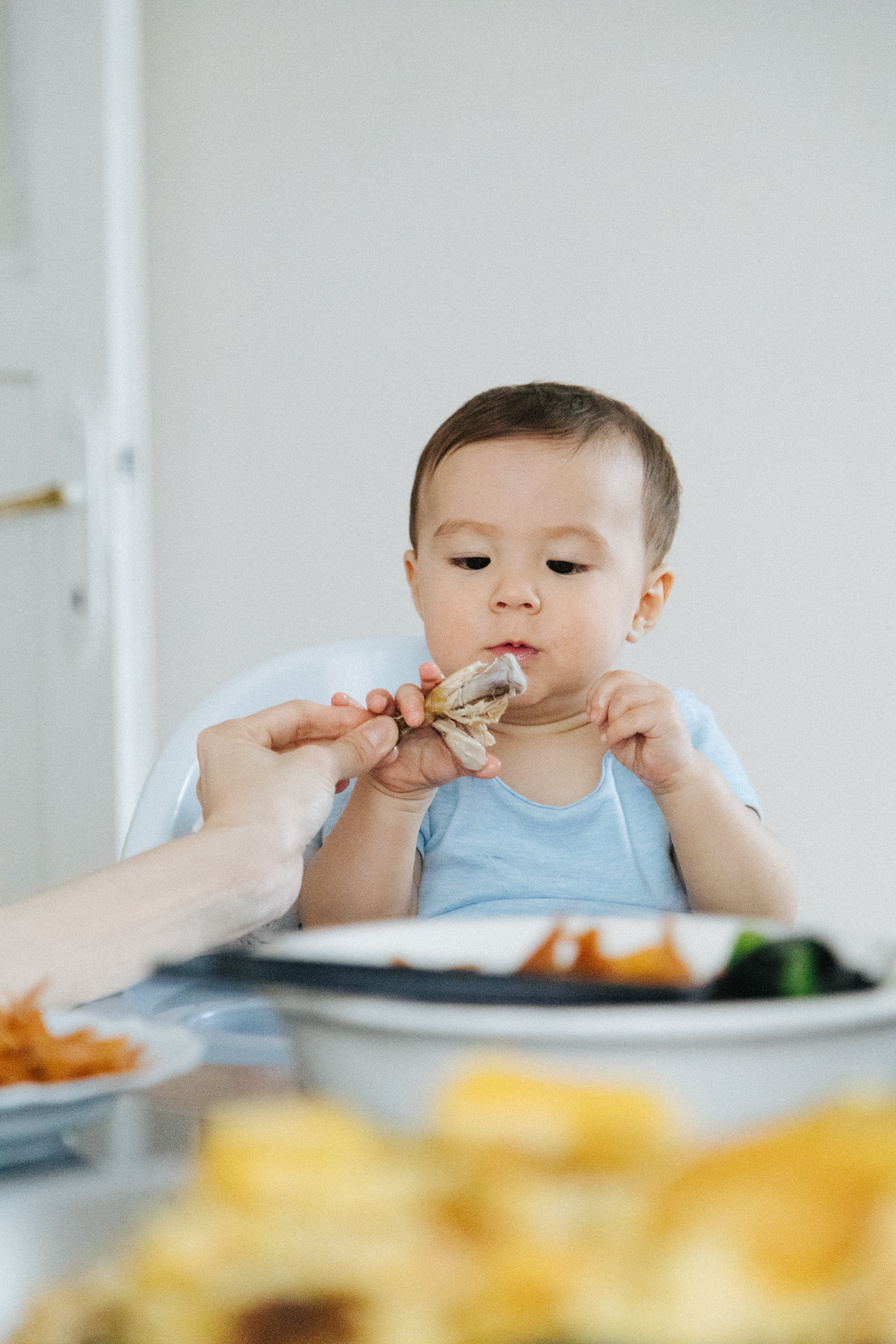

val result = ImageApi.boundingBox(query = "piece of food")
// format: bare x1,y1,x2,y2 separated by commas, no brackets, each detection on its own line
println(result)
16,1065,896,1344
398,654,527,769
519,920,695,988
515,924,878,1000
710,934,877,1000
433,1063,683,1171
0,987,143,1086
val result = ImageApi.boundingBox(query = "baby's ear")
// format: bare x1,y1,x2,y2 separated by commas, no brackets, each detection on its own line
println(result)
627,567,673,643
404,550,423,617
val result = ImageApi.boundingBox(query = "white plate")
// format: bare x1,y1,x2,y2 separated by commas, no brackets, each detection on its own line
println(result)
0,1011,203,1168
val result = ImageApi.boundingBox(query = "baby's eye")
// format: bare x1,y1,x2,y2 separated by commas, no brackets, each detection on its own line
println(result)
451,556,491,570
547,559,589,575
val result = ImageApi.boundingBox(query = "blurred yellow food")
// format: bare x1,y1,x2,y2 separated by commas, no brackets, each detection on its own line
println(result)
434,1059,683,1169
15,1065,896,1344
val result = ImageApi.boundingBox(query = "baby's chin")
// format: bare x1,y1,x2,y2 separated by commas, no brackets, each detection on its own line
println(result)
499,685,591,728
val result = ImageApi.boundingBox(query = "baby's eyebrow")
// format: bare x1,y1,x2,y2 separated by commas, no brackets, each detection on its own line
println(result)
431,520,609,554
432,520,500,541
541,525,608,550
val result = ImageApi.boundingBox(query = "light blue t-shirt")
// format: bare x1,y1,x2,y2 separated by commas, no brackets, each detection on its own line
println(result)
321,689,759,919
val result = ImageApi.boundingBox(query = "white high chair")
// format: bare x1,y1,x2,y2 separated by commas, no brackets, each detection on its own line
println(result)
121,635,430,859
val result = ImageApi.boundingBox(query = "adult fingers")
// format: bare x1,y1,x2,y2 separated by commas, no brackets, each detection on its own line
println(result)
325,715,399,781
200,700,372,757
331,691,365,710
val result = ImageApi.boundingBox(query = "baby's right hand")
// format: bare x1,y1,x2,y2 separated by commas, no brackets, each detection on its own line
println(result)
331,662,500,799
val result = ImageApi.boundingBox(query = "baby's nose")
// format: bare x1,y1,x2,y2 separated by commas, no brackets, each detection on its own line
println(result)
489,572,541,612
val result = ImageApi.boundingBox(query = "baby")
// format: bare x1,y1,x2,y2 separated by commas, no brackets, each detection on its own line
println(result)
300,383,797,925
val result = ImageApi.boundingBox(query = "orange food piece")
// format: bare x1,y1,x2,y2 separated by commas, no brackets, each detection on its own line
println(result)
518,923,567,974
520,921,694,988
595,923,693,987
568,927,616,978
0,986,143,1086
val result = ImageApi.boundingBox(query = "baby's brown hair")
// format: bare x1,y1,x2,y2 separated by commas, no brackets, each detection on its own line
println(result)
409,382,680,567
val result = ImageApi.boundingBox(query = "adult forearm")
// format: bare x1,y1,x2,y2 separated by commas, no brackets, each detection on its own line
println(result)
0,703,400,1008
299,779,431,926
0,825,302,1008
654,755,799,921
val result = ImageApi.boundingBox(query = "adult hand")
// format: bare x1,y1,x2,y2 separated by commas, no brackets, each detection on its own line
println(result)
0,704,399,1007
196,700,399,857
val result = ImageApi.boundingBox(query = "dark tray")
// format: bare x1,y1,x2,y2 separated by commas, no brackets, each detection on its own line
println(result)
157,950,711,1007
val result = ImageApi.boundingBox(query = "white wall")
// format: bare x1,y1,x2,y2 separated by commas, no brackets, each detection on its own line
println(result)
144,0,896,930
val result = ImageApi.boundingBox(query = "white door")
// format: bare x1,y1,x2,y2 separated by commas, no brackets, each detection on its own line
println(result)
0,0,153,902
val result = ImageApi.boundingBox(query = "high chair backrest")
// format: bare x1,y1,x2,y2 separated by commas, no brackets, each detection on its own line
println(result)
121,635,430,858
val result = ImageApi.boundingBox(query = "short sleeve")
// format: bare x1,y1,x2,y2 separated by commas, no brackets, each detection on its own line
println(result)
674,689,761,817
416,801,432,854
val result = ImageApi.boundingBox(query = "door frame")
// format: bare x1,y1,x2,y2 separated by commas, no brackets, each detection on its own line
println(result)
102,0,156,851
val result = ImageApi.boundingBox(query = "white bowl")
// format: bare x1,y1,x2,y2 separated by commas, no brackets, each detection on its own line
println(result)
215,915,896,1136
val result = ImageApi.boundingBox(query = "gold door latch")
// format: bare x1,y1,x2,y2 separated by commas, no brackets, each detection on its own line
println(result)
0,482,75,518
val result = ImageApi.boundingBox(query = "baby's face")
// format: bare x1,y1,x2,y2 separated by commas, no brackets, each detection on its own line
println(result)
405,435,669,724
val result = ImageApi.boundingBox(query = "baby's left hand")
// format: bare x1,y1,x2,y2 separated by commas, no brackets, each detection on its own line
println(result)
587,670,696,794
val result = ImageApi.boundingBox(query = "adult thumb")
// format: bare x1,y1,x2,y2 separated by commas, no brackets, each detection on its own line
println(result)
327,715,398,782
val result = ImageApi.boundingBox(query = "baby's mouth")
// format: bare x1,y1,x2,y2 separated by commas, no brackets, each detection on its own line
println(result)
487,642,539,664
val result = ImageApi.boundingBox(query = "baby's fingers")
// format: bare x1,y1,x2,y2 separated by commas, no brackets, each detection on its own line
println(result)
472,752,501,781
601,702,661,747
418,661,444,695
394,682,427,727
585,685,608,727
366,687,397,716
